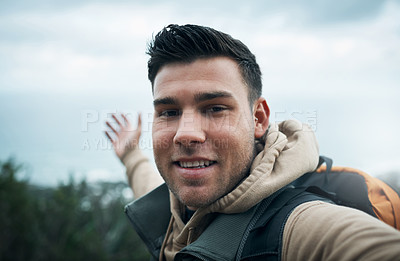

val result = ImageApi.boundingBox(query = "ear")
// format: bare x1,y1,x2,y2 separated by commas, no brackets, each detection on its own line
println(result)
253,97,270,139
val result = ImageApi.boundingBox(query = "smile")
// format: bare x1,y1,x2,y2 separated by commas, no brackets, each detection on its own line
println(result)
178,160,216,168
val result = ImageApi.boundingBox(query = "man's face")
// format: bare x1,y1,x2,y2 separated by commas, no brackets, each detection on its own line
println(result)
152,57,258,210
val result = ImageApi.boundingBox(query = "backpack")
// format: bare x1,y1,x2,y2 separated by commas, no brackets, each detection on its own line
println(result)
239,156,400,260
291,156,400,230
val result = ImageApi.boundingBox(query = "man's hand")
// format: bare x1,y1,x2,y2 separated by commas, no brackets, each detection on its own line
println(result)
105,113,142,160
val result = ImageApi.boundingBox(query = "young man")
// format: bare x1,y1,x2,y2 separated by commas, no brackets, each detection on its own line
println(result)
106,24,400,261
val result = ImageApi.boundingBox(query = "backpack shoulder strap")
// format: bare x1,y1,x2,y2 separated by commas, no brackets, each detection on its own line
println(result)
318,155,333,171
239,187,333,261
176,186,290,261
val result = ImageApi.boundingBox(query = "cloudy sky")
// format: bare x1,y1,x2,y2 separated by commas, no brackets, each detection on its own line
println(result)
1,0,399,186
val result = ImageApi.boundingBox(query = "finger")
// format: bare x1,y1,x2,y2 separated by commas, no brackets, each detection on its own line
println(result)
104,131,114,143
112,114,122,126
137,113,142,130
121,113,131,127
106,121,119,136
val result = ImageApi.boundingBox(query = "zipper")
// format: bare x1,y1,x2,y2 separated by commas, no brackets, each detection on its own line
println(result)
235,187,287,261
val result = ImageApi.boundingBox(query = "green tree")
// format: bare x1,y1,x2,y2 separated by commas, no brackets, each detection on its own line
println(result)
0,158,37,261
0,158,150,261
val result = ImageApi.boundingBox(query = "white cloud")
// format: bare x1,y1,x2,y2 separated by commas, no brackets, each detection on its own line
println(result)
247,0,400,100
1,0,399,185
0,2,179,94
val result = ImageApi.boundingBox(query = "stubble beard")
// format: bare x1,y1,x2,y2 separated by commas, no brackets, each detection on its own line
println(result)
159,139,257,210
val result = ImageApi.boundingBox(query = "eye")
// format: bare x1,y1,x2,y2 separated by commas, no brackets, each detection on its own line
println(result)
206,105,227,113
159,110,180,118
202,105,229,117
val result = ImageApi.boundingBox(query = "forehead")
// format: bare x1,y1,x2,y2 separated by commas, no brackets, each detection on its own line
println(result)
153,57,248,100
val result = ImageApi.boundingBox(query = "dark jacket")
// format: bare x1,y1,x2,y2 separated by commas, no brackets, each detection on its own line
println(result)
125,183,329,261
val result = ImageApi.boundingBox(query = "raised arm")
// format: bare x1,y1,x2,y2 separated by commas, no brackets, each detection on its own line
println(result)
105,113,141,159
105,113,163,198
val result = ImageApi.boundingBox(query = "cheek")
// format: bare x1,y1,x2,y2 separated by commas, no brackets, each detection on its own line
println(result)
152,124,175,153
223,125,255,158
211,112,254,136
211,130,251,160
215,117,253,141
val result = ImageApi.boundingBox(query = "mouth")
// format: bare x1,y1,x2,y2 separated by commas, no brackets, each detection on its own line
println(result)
176,160,217,169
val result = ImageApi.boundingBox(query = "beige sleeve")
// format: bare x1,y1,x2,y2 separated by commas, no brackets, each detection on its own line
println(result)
282,201,400,261
121,148,164,198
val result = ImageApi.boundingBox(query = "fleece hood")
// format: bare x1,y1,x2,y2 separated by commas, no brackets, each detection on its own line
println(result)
215,119,320,214
162,120,320,260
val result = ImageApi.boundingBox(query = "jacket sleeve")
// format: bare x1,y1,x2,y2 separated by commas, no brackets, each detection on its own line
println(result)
121,148,164,199
282,201,400,261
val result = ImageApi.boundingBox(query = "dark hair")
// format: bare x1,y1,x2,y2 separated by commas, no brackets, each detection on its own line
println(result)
147,24,262,104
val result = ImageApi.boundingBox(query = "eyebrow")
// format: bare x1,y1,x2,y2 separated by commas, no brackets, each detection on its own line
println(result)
153,96,176,107
194,91,233,103
153,91,233,107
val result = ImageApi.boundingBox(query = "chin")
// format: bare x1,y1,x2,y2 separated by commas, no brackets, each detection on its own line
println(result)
177,189,220,209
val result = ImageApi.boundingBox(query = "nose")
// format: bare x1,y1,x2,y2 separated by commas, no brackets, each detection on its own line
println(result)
173,112,206,146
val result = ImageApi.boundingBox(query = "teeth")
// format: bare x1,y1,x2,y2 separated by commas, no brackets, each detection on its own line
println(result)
179,160,214,168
